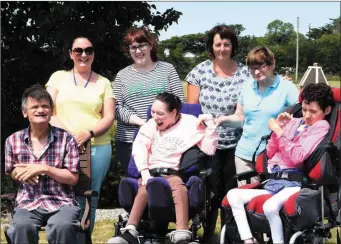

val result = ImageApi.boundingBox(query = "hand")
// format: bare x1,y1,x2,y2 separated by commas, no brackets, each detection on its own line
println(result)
276,112,292,127
13,164,48,182
141,169,153,186
268,118,283,137
12,167,39,185
73,131,91,147
214,117,223,127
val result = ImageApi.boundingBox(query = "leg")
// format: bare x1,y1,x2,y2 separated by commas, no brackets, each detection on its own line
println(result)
46,205,80,244
115,140,133,176
263,187,301,244
227,188,269,241
89,144,112,233
235,156,260,186
6,208,44,244
166,175,189,230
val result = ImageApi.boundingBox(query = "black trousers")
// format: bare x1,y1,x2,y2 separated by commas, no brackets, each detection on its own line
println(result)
203,148,237,242
115,140,133,176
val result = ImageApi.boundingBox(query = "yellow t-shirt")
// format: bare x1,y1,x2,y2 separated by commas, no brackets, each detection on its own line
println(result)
46,70,115,146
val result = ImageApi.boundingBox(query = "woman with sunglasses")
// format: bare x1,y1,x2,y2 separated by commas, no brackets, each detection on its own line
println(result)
113,27,185,176
46,36,115,233
214,46,299,185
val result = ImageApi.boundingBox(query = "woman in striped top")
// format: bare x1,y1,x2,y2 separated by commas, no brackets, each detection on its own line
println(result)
113,27,185,176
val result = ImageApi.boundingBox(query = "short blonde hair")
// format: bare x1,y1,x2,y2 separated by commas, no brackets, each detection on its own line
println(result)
246,46,275,66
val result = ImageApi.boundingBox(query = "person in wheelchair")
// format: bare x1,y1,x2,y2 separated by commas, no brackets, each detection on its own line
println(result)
227,83,335,244
108,92,218,244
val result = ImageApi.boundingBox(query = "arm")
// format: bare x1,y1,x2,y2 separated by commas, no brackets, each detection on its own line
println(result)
187,84,200,104
196,115,218,155
114,73,145,126
285,81,299,106
215,103,245,128
15,135,80,186
46,86,68,131
168,64,186,103
277,120,330,165
266,133,279,159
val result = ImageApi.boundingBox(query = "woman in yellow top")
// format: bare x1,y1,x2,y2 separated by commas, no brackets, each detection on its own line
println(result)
46,36,115,233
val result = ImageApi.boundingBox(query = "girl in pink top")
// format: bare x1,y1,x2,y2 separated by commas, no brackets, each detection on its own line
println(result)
227,83,335,244
109,92,217,244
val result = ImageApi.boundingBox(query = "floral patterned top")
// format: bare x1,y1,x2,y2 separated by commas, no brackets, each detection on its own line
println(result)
186,59,251,150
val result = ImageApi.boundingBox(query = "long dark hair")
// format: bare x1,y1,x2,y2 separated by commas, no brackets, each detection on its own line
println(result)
155,92,182,115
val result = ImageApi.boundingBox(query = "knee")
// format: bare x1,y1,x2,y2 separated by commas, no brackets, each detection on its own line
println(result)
12,221,37,233
227,189,241,207
263,201,279,217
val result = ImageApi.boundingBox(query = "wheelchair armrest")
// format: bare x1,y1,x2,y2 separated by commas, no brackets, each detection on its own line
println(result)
233,170,258,181
80,190,98,231
1,192,16,225
199,168,212,179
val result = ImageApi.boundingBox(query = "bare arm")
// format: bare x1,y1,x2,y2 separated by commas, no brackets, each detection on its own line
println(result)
215,103,245,128
187,83,200,104
93,98,115,137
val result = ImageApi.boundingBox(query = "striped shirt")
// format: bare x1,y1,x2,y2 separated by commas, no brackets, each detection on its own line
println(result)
113,61,185,143
5,126,79,212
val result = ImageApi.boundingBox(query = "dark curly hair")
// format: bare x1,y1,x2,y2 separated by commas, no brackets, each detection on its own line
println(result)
301,83,335,111
155,92,182,115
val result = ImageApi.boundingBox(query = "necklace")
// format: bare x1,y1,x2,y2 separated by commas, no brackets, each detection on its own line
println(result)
73,69,92,88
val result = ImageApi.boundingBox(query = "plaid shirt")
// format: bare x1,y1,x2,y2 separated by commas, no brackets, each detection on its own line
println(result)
5,126,80,212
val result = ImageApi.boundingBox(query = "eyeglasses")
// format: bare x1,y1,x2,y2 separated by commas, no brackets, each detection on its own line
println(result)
72,47,95,56
248,64,267,73
128,43,149,52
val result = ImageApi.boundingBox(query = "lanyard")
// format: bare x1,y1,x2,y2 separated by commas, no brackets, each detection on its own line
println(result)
73,69,92,88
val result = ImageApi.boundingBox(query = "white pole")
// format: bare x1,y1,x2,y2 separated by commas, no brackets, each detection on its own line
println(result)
296,17,300,83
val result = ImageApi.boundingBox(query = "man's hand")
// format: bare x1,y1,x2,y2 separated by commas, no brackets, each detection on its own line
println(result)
73,131,91,147
276,112,292,127
11,167,39,185
14,164,48,182
268,118,283,137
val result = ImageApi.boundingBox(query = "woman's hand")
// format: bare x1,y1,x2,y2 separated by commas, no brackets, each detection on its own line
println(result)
276,112,292,127
141,169,153,186
214,116,224,127
73,131,91,147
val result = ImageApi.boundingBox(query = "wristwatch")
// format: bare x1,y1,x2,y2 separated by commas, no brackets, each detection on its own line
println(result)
89,130,95,138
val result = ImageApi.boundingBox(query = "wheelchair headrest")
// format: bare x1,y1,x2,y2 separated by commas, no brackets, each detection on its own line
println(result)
147,103,203,119
298,87,340,103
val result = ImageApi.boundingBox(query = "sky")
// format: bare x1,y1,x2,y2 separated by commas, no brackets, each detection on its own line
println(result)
151,2,340,41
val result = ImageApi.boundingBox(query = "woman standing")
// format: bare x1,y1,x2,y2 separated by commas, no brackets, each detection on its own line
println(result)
186,24,251,240
114,27,185,176
46,36,115,233
215,46,299,185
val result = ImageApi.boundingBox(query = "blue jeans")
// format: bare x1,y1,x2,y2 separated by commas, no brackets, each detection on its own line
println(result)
77,144,112,233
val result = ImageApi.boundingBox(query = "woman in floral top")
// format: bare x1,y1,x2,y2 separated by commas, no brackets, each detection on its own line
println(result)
186,24,251,240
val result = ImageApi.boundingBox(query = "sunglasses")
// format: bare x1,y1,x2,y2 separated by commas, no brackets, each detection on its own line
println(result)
72,47,94,56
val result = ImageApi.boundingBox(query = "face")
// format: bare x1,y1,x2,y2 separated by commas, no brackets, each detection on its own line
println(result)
151,100,177,131
129,41,152,65
249,62,274,82
302,100,330,126
22,97,52,125
70,38,94,69
212,34,233,61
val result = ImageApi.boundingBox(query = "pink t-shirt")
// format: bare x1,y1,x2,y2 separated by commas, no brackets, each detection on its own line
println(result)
132,113,218,172
266,118,330,169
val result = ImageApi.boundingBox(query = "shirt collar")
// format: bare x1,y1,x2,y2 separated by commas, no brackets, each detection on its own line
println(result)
252,74,281,90
22,124,56,144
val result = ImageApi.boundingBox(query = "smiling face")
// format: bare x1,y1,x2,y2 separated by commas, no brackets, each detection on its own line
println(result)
302,100,330,126
22,97,52,125
212,34,233,61
151,100,178,131
129,41,153,65
249,63,274,82
69,37,94,69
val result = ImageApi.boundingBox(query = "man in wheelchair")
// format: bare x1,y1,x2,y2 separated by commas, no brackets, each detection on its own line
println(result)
226,83,336,244
108,92,218,244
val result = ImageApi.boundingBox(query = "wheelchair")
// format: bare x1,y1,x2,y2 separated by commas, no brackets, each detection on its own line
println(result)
221,87,341,244
113,104,215,244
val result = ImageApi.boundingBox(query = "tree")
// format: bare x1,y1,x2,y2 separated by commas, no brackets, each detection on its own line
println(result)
265,19,295,45
307,16,340,40
1,1,182,206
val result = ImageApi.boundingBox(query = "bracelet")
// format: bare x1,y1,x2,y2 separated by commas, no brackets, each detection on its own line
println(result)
89,130,95,138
